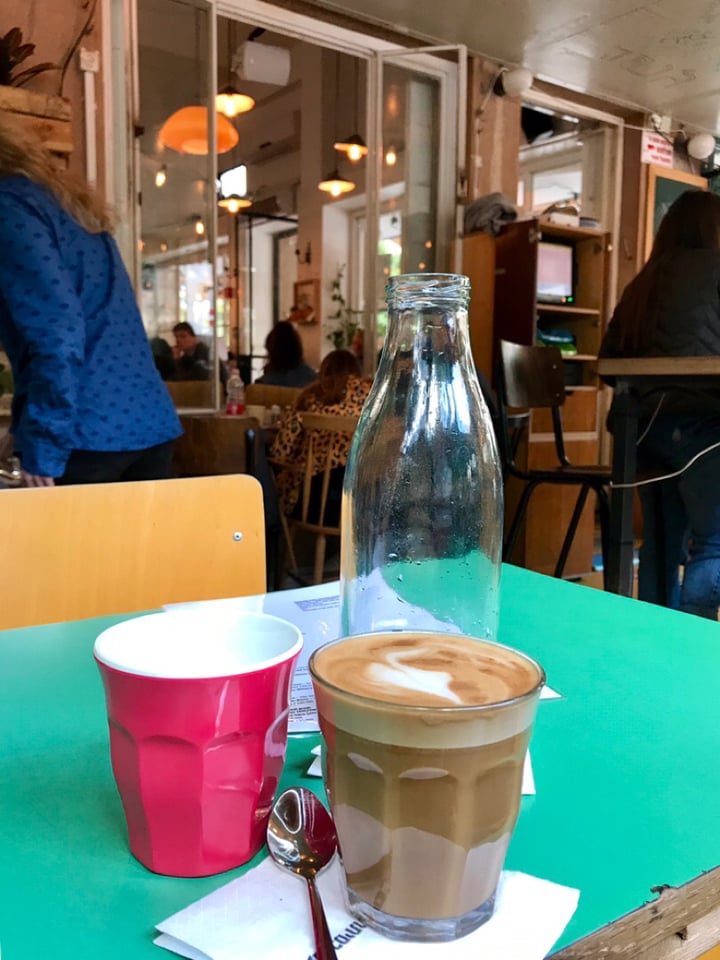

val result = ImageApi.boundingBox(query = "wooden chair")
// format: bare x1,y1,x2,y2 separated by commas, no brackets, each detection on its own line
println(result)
173,414,261,478
165,380,214,408
497,339,611,582
0,474,266,629
244,383,304,410
271,411,359,585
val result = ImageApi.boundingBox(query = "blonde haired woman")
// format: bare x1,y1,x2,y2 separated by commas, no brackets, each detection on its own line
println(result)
0,112,181,485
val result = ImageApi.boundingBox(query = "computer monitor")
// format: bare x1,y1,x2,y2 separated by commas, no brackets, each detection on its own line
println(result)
537,241,574,304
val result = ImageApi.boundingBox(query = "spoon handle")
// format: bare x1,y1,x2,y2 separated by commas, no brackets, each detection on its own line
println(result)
306,876,338,960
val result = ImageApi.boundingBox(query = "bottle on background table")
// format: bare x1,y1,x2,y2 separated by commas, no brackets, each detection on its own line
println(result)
225,366,246,415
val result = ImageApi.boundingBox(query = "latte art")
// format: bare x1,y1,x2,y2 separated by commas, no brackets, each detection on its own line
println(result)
367,650,462,704
314,632,539,708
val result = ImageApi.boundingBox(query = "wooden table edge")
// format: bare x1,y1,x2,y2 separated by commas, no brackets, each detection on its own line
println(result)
551,865,720,958
597,357,720,377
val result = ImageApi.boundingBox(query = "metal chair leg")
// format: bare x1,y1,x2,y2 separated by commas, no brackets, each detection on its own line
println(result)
504,479,540,563
554,485,590,579
313,533,327,585
595,485,611,591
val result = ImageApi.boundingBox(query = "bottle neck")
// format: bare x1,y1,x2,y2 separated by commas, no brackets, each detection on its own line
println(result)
380,274,473,383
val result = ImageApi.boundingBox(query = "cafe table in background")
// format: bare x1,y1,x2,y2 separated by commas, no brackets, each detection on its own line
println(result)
2,565,720,959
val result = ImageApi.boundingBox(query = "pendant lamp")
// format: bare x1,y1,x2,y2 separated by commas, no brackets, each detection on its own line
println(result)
216,86,255,118
158,106,238,156
218,193,252,213
318,54,356,197
334,133,368,162
334,58,367,161
318,169,355,198
215,22,255,118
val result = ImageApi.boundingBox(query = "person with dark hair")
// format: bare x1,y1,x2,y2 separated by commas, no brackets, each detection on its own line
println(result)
256,320,316,387
0,112,181,486
600,189,720,619
172,321,211,380
270,349,371,522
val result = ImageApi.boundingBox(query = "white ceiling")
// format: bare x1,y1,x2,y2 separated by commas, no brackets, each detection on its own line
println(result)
309,0,720,132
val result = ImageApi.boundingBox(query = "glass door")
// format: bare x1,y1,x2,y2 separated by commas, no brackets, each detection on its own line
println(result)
361,45,466,368
121,0,464,384
135,0,219,410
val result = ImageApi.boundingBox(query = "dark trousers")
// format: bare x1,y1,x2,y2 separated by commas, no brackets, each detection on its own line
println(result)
637,414,720,619
56,440,176,485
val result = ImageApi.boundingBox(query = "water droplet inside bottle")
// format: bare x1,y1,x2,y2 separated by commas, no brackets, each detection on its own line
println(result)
397,574,404,582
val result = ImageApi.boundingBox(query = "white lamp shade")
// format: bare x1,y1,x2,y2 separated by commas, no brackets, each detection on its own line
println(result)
234,42,291,86
688,132,716,160
501,67,534,98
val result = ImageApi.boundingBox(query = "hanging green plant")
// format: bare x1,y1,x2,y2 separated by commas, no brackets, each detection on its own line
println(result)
326,265,362,350
0,28,58,87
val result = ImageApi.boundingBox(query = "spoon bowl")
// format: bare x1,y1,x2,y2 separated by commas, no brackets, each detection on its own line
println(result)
267,787,339,960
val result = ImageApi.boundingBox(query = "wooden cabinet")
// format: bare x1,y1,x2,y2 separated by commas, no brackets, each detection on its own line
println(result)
463,217,611,578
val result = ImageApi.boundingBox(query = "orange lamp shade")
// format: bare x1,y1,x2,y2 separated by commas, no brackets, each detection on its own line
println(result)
158,106,239,156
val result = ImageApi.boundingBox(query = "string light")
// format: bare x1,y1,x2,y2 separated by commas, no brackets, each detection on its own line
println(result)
154,165,167,188
385,146,398,167
194,217,205,236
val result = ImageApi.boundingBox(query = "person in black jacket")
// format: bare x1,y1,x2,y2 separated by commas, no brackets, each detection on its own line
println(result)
600,189,720,619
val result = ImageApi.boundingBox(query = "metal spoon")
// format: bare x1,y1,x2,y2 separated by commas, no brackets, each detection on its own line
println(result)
267,786,339,960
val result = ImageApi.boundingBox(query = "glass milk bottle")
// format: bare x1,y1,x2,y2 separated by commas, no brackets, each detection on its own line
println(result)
340,273,502,639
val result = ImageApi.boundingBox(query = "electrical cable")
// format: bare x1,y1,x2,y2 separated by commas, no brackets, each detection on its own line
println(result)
611,438,720,489
636,393,664,445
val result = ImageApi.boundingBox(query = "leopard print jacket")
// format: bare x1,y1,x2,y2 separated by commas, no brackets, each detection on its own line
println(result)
269,374,372,516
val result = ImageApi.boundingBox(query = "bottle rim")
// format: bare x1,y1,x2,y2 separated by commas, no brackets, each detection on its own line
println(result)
386,273,470,303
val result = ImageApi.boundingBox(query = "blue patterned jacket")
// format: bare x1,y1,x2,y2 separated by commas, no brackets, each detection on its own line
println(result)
0,176,181,476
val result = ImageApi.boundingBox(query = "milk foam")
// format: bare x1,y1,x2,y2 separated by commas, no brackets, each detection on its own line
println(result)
311,632,544,749
367,648,462,705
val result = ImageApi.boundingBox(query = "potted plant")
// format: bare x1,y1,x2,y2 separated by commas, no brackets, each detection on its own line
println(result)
0,27,58,87
326,265,361,350
0,27,71,154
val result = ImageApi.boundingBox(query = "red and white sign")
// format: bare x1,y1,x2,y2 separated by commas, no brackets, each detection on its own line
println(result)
641,130,674,168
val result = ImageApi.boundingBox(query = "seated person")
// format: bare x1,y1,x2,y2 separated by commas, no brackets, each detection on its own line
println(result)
599,190,720,619
270,349,372,524
149,336,175,381
256,320,317,387
172,321,211,380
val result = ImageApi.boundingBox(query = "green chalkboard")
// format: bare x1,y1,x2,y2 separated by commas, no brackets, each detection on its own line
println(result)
645,164,707,256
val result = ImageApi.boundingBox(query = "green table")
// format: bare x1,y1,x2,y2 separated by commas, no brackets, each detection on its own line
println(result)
2,565,720,959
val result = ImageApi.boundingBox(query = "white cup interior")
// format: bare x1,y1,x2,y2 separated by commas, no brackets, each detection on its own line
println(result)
94,610,303,679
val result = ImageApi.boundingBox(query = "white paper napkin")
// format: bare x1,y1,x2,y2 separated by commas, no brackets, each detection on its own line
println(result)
155,857,579,960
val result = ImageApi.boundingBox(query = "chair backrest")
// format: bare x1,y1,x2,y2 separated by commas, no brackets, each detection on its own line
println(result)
0,475,266,629
165,380,213,408
245,383,303,410
173,414,260,478
498,340,566,410
297,412,359,529
497,339,568,467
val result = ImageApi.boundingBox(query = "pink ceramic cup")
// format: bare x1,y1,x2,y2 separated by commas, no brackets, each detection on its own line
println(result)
94,610,302,877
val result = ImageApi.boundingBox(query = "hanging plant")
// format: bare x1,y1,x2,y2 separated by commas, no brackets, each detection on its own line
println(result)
326,265,361,350
0,27,58,87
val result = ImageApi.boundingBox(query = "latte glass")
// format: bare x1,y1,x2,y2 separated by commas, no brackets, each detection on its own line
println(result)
310,631,544,942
